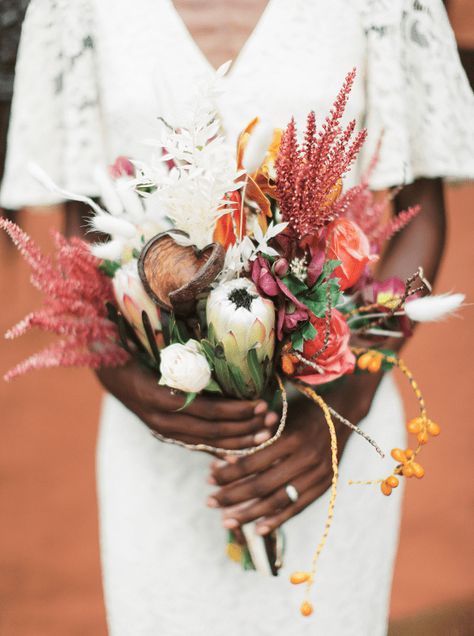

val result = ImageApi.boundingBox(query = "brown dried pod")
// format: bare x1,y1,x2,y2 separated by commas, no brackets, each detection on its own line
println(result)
138,230,225,315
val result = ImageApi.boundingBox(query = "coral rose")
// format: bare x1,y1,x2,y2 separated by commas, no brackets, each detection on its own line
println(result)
327,218,378,290
295,309,355,385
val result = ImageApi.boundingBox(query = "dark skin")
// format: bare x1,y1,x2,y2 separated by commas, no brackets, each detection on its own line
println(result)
68,177,446,535
207,178,446,535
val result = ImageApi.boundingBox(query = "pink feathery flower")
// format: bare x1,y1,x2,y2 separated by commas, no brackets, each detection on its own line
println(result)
275,69,367,239
1,218,129,380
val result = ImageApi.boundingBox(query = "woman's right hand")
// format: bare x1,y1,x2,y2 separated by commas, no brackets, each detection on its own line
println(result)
96,360,278,451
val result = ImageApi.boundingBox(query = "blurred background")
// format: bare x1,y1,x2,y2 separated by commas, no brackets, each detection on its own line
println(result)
0,1,473,634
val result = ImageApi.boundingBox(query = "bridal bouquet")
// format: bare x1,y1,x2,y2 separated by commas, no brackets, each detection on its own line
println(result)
2,66,463,616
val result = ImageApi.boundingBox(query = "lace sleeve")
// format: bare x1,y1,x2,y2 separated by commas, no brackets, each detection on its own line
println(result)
360,0,474,190
0,0,105,209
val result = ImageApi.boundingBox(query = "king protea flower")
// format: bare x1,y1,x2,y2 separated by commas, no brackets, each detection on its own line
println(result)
112,259,164,355
206,279,275,398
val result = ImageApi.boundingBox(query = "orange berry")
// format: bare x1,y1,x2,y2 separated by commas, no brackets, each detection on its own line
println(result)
290,571,311,585
407,418,422,434
300,601,314,617
381,481,392,496
281,354,295,375
357,352,373,370
368,356,382,373
427,421,441,436
417,430,429,445
402,464,415,478
405,448,415,459
412,462,425,479
386,475,399,488
391,448,407,463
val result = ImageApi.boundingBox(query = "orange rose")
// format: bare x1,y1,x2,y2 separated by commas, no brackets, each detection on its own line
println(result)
327,218,378,290
295,309,355,385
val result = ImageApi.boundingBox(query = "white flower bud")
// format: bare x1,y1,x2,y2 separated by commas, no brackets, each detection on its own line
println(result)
159,340,211,393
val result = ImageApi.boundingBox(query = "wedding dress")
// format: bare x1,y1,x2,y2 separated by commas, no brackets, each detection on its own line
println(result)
1,1,473,634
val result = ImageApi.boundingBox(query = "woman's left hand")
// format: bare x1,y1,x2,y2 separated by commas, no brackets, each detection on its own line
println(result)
206,372,382,535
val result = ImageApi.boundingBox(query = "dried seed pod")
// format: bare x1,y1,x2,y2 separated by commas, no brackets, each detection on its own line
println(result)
138,230,225,316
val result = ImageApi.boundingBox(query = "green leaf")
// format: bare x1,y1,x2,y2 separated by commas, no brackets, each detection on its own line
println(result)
321,259,341,278
99,259,121,277
200,340,215,366
291,331,304,352
175,392,197,411
204,379,223,394
281,274,308,297
247,348,264,396
227,363,246,399
301,321,317,341
214,357,234,396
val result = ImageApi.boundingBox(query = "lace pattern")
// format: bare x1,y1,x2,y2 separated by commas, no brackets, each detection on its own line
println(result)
361,0,474,188
0,0,104,208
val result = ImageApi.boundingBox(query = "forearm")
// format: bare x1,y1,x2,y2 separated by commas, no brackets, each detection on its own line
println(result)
377,178,446,288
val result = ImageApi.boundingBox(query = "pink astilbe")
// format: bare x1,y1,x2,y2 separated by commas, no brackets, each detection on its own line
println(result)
275,69,367,239
1,218,129,380
344,167,421,254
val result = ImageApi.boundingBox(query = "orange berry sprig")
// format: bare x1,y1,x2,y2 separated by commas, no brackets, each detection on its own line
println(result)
351,348,441,496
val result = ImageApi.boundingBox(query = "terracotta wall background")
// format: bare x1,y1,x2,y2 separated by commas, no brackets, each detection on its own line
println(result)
1,3,473,635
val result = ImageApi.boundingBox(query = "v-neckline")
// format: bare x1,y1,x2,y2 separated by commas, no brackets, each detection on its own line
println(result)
169,0,274,76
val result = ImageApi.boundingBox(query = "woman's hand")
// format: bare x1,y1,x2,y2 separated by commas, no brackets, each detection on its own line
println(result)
96,360,278,450
207,372,382,533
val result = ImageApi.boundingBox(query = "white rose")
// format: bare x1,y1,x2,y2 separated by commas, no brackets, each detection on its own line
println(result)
159,340,211,393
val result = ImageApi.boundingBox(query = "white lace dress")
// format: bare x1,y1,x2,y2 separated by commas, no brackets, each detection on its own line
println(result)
2,1,473,635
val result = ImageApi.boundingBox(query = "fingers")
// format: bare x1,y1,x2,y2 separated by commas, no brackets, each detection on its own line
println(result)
209,451,323,508
101,360,268,422
215,467,327,529
255,472,332,535
183,394,268,422
171,430,273,451
148,410,276,442
210,433,298,486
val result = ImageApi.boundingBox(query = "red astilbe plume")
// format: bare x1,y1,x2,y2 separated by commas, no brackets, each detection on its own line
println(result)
1,218,129,380
275,69,367,240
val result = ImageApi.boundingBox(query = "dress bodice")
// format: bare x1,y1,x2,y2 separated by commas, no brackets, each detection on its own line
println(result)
1,0,473,209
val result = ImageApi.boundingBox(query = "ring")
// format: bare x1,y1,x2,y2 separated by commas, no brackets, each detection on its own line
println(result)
285,484,299,503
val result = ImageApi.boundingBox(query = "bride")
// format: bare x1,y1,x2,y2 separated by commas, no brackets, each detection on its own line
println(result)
2,1,473,634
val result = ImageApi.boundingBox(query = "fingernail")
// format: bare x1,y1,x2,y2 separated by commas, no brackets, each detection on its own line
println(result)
254,430,271,444
223,518,239,529
211,460,227,470
254,401,268,415
206,497,219,508
264,412,278,427
225,455,239,464
256,525,271,536
207,475,217,485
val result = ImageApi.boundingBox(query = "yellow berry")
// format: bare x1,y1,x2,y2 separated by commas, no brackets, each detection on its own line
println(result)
300,601,314,617
290,571,311,585
386,475,399,488
407,418,422,434
402,464,415,478
357,352,373,370
427,421,441,436
412,462,425,479
405,448,415,459
381,481,392,496
417,430,429,445
391,448,407,463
